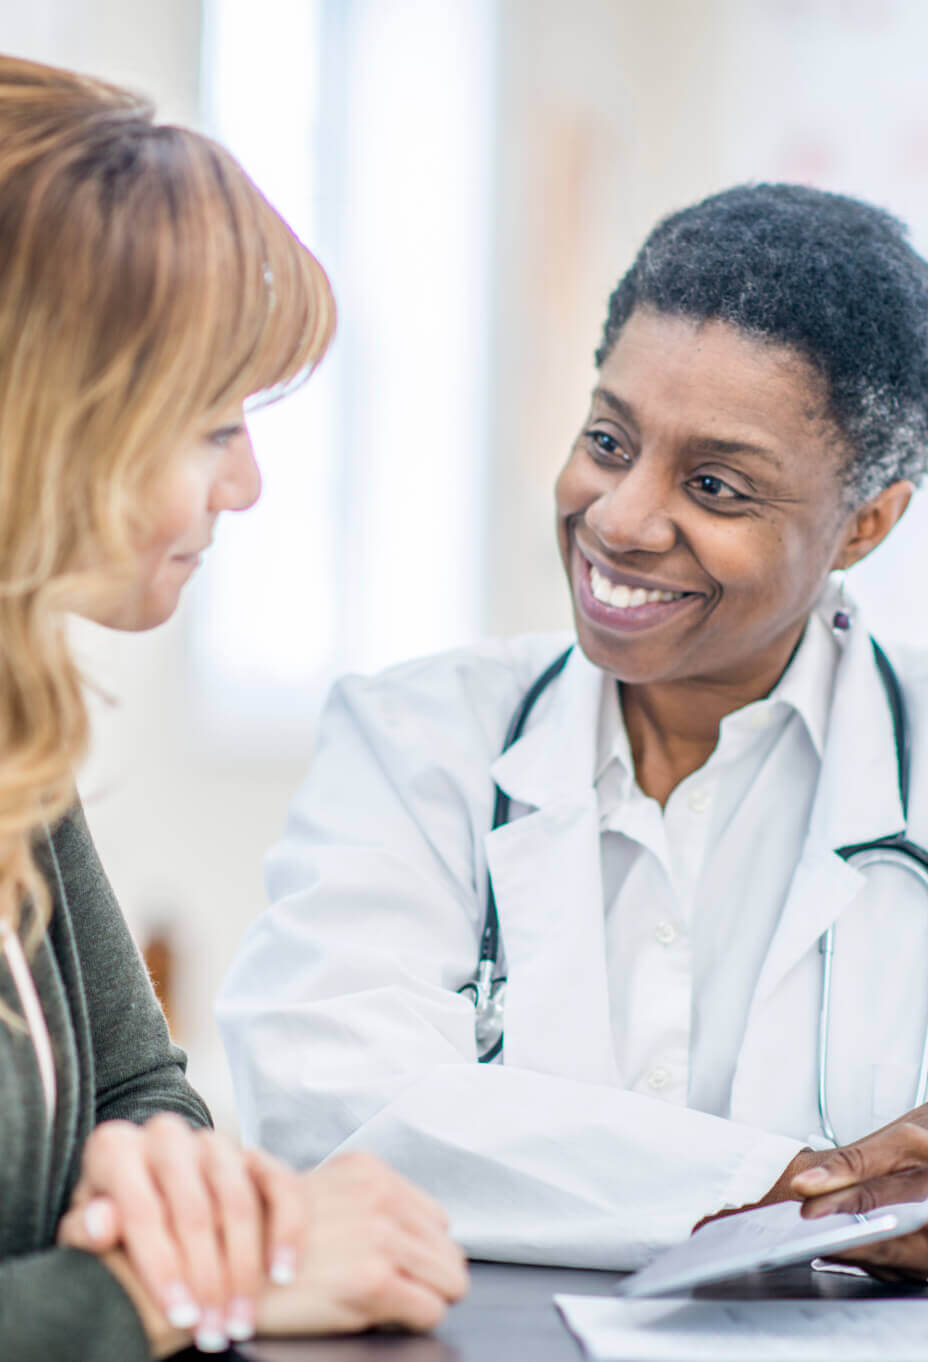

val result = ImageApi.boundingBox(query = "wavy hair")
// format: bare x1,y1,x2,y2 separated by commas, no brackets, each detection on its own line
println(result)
0,54,335,946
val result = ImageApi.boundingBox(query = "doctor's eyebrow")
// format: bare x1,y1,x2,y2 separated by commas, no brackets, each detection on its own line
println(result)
687,436,785,469
591,387,784,469
591,387,638,426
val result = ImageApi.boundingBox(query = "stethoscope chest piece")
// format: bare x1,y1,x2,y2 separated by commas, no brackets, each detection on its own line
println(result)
459,958,506,1060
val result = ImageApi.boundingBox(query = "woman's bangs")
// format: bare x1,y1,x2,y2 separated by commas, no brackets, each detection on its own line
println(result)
181,142,336,417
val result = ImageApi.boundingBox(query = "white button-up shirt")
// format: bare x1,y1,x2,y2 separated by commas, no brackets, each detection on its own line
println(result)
597,611,839,1118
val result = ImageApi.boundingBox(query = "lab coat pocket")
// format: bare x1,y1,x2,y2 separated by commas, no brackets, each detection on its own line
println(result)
871,1061,922,1130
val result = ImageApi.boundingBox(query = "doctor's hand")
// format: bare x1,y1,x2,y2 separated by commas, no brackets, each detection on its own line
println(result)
789,1113,928,1282
256,1153,469,1336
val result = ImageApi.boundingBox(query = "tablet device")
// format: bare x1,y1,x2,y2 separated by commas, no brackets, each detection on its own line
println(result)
619,1198,928,1298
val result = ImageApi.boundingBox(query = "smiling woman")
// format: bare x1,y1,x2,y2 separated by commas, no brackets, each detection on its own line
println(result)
219,181,928,1277
558,306,912,803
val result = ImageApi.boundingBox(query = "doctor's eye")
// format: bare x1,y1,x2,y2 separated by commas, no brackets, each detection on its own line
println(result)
584,429,629,463
688,473,749,504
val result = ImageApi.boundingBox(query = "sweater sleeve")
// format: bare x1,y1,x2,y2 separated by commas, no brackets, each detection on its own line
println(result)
0,1246,152,1362
46,805,212,1130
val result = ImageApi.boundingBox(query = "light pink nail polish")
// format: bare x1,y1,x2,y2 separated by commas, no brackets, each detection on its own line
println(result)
194,1308,228,1353
83,1199,111,1243
164,1282,200,1331
270,1245,296,1286
225,1298,255,1342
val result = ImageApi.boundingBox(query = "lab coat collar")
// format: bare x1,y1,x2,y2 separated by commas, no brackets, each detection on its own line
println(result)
490,643,602,812
487,645,618,1083
751,604,906,1006
806,605,905,853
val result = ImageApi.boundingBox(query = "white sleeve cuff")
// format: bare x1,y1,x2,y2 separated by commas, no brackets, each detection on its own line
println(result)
721,1130,806,1210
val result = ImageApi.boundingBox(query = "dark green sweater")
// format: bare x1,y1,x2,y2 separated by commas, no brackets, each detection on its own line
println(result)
0,807,212,1360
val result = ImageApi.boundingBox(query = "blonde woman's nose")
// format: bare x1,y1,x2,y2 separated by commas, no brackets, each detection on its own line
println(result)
212,434,262,513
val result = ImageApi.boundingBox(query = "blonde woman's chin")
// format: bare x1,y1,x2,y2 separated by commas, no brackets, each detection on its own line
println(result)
69,561,195,633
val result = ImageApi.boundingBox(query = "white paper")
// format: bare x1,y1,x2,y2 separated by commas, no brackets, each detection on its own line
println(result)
555,1294,928,1362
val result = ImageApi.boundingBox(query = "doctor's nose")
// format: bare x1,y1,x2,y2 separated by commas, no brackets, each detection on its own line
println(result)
585,462,677,557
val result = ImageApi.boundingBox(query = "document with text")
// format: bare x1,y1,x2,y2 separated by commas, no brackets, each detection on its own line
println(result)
555,1295,928,1361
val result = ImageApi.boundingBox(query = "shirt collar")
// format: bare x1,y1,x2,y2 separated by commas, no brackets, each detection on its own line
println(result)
765,605,839,759
594,596,841,789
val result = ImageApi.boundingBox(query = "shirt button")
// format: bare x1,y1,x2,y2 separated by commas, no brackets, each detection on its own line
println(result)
688,788,711,813
655,921,678,946
647,1066,671,1091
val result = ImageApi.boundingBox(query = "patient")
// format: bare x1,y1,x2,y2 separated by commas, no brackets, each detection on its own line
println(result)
0,54,466,1359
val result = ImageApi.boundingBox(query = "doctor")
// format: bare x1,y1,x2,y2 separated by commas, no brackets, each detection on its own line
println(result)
218,183,928,1273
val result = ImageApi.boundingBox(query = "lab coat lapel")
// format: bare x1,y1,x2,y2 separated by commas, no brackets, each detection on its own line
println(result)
486,647,619,1084
751,619,906,1007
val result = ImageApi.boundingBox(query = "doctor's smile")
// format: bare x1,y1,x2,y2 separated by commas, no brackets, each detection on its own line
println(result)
578,559,700,631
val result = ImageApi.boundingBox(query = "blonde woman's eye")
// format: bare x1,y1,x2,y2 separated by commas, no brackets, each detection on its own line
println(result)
208,424,245,448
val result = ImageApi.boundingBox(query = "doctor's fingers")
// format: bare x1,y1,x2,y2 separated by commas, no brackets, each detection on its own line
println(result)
801,1165,928,1221
791,1122,928,1198
834,1230,928,1284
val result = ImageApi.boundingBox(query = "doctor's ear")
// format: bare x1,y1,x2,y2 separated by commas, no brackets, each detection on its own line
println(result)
833,479,914,571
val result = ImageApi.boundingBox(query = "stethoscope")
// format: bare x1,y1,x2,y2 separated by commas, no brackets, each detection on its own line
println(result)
458,637,928,1146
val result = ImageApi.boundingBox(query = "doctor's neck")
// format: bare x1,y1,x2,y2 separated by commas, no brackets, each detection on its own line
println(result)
618,618,807,808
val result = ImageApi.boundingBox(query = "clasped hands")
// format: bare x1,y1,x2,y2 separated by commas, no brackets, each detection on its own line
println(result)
55,1115,468,1357
699,1104,928,1283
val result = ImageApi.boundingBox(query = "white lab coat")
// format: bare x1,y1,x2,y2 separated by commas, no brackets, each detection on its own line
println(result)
217,613,928,1268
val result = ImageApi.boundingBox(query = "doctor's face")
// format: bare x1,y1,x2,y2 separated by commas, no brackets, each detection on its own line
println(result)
556,308,853,687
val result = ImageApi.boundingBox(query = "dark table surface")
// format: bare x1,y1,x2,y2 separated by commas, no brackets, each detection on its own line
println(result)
232,1258,928,1362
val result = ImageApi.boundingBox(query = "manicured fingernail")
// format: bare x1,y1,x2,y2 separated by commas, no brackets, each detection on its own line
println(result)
795,1167,829,1187
270,1245,296,1286
83,1199,112,1243
194,1308,228,1353
164,1282,200,1330
225,1298,255,1342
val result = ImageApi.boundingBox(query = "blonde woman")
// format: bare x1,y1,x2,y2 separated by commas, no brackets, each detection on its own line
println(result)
0,54,467,1360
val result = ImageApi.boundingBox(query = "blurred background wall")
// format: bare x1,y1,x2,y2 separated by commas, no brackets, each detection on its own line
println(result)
3,0,927,1130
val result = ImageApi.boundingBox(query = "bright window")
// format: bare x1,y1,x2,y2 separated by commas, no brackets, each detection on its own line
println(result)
196,0,495,746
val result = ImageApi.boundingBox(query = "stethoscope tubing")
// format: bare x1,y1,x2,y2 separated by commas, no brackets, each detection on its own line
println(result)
464,635,928,1148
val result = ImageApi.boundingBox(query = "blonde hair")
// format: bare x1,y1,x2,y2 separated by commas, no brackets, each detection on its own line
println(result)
0,54,335,942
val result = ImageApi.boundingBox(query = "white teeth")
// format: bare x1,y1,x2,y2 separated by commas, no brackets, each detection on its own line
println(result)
589,565,685,609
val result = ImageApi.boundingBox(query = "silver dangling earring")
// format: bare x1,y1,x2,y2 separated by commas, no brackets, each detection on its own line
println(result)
832,569,851,633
